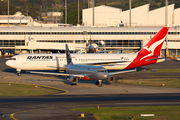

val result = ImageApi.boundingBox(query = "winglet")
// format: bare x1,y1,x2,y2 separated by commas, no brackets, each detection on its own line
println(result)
65,44,73,65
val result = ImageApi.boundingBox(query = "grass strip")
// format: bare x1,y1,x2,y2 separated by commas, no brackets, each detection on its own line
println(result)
71,106,180,120
0,82,58,96
137,69,180,73
118,78,180,88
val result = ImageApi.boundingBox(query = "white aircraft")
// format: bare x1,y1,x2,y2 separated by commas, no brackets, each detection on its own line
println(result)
6,27,169,76
30,44,136,87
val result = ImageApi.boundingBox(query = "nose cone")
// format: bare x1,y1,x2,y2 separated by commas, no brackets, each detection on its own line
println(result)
6,60,12,67
104,74,107,78
99,73,108,80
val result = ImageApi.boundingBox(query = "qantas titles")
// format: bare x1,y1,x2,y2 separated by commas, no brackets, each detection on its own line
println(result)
27,56,53,60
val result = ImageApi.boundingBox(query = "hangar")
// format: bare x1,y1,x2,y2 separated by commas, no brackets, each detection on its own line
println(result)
82,4,179,27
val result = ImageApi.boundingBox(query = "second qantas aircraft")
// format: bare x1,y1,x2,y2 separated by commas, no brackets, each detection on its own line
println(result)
6,27,169,75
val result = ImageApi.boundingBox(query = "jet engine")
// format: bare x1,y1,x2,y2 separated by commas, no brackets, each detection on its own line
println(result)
67,76,78,85
105,75,115,83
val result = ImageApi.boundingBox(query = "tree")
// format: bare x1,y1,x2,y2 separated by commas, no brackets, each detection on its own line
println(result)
0,1,17,15
62,3,87,25
21,3,40,19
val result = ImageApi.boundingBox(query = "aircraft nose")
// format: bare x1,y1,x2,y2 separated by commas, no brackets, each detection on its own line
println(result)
104,74,107,78
101,73,108,79
5,60,11,67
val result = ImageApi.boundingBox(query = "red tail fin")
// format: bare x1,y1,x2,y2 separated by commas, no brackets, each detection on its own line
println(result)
138,27,169,57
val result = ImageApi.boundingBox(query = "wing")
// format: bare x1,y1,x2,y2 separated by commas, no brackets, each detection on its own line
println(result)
30,71,85,78
109,69,136,75
81,61,129,65
46,66,66,69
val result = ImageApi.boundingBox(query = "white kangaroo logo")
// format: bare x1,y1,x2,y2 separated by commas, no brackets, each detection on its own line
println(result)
140,38,165,61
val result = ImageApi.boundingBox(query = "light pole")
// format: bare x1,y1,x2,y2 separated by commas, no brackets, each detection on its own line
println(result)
129,0,131,27
8,0,9,27
78,0,79,24
92,0,94,26
165,0,168,57
65,0,67,24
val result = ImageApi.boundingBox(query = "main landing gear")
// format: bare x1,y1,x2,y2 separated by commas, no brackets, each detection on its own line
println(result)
96,80,102,87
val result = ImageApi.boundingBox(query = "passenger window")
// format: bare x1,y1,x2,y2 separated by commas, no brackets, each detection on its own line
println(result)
10,58,16,60
98,69,107,72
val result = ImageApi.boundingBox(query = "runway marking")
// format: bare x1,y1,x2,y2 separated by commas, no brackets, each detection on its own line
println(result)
10,107,55,120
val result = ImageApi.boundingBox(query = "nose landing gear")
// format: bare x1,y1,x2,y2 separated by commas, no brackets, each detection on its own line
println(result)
16,69,21,76
96,80,102,87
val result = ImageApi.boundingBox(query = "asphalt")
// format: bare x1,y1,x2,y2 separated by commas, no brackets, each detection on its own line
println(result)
0,57,180,120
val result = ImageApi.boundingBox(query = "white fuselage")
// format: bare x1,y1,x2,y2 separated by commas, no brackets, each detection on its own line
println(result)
6,53,137,71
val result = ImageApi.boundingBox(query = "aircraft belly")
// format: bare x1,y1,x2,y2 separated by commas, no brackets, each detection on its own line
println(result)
102,63,130,70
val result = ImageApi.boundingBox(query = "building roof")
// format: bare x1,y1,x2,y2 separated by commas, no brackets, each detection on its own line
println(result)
0,26,178,32
83,5,122,11
0,16,32,24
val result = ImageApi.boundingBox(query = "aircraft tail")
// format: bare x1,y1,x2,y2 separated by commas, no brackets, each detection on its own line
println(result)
65,44,73,65
124,27,169,70
138,27,169,57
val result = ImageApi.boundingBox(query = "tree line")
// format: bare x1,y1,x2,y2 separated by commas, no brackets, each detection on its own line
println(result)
0,0,180,25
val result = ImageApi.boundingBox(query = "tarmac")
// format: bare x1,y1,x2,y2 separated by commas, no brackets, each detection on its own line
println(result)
0,57,180,120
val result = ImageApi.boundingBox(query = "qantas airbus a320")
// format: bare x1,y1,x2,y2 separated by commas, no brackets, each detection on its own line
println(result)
6,27,169,76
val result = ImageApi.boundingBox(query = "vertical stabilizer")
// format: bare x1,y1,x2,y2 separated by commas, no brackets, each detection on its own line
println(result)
65,44,73,65
138,27,169,57
125,27,169,70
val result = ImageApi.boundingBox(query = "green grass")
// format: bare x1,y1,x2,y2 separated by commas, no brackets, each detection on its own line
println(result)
0,82,58,96
137,69,180,73
118,78,180,88
72,106,180,120
116,69,180,88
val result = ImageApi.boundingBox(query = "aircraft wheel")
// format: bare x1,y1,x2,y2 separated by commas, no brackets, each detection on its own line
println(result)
17,73,21,76
98,84,102,87
71,83,77,86
96,81,99,85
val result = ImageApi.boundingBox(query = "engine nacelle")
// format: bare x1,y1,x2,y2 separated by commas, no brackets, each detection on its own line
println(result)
105,75,115,83
67,76,78,84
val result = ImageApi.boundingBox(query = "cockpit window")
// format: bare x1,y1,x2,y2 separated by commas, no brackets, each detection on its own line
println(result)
10,58,16,60
98,69,107,72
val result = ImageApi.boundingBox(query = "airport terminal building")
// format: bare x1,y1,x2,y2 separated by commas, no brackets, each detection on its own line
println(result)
0,26,180,58
1,3,180,58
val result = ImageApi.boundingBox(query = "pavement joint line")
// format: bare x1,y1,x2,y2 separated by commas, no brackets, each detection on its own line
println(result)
64,103,115,108
10,107,55,120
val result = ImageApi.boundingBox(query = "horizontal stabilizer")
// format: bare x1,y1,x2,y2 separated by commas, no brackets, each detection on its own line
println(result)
145,57,165,61
109,69,136,75
30,71,84,77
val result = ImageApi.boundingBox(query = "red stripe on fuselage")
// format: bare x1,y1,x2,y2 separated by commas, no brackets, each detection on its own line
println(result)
79,76,91,80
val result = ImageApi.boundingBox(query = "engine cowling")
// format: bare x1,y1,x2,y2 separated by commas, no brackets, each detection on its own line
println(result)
105,75,115,83
67,76,78,84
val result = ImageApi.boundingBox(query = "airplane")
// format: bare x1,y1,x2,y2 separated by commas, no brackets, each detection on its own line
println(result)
30,44,136,87
6,27,169,76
